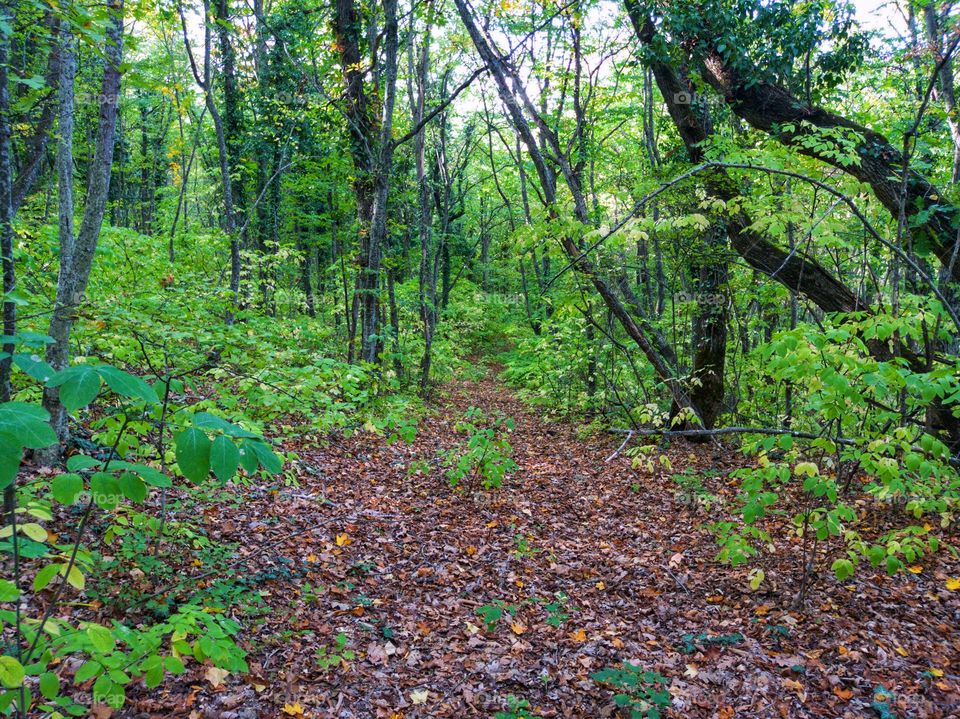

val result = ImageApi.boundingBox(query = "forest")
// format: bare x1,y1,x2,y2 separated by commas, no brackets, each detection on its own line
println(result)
0,0,959,716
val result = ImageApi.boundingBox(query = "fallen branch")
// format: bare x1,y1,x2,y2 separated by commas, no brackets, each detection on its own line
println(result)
604,429,634,462
609,425,857,445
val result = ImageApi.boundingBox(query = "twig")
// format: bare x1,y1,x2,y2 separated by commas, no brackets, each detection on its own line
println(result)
604,429,634,463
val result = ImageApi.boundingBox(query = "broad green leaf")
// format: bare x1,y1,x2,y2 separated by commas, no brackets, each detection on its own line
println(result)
0,403,56,449
18,523,47,543
47,365,101,411
66,454,100,471
33,563,60,591
38,671,59,699
175,428,211,482
247,440,282,474
117,472,147,503
0,656,24,688
210,436,240,483
97,365,158,405
13,353,55,382
109,461,170,487
51,473,84,505
192,412,259,438
73,661,101,683
86,624,115,653
238,441,259,474
65,564,85,590
90,472,120,510
0,579,18,602
0,432,21,490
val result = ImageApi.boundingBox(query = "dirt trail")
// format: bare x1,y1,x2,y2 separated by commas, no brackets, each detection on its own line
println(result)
132,373,959,719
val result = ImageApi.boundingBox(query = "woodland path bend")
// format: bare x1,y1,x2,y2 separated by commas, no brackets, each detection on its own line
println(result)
129,372,959,719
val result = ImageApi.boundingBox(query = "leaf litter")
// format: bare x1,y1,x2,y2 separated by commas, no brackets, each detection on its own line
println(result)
117,373,960,718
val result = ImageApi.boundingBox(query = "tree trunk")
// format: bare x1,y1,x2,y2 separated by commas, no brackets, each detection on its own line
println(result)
333,0,400,365
40,1,124,462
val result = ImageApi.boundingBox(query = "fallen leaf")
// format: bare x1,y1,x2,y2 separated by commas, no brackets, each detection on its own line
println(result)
833,687,853,700
569,628,587,642
946,577,960,590
205,666,230,688
282,703,304,716
335,533,351,547
410,689,429,705
510,621,526,635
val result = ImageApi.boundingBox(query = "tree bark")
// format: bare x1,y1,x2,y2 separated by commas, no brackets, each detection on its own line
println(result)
333,0,400,365
40,1,124,462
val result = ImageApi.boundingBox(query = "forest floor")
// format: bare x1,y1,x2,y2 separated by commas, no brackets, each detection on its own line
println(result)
125,370,960,719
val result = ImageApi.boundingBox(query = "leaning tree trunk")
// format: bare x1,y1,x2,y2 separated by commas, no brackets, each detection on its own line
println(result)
677,22,960,286
627,3,960,449
39,0,124,463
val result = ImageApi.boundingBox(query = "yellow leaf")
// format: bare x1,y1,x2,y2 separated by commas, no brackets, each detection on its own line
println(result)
595,581,605,590
907,565,922,574
306,554,318,563
282,703,304,716
335,533,351,547
65,564,85,590
465,545,477,556
929,668,945,677
19,523,48,543
569,628,587,642
205,666,230,688
410,689,429,705
510,622,526,635
946,577,960,590
894,645,908,657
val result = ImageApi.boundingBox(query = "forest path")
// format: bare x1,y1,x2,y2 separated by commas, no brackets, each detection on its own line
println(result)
137,370,958,719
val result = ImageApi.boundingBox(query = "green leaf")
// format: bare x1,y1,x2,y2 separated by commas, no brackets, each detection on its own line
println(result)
0,432,21,490
38,671,59,699
86,624,116,654
66,454,100,471
96,366,158,405
118,472,147,502
51,473,84,505
13,353,55,382
0,403,56,449
247,440,282,474
210,436,240,483
0,656,24,688
47,365,102,411
90,472,120,510
33,563,60,591
0,579,19,602
832,558,854,581
175,428,211,482
73,661,101,683
192,412,258,438
238,441,259,474
65,564,85,590
19,523,47,542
